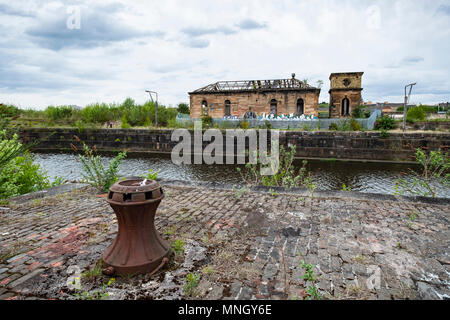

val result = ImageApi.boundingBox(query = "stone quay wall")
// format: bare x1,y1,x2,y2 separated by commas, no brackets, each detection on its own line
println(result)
19,128,450,163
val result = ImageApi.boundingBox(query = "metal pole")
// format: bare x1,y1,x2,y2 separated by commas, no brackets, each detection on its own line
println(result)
402,83,416,132
145,90,158,127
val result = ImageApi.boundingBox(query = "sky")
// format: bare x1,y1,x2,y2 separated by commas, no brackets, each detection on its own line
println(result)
0,0,449,109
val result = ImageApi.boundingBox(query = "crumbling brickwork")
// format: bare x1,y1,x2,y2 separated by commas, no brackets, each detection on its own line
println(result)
189,91,319,119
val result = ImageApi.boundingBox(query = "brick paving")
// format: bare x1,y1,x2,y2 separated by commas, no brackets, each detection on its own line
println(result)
0,183,449,300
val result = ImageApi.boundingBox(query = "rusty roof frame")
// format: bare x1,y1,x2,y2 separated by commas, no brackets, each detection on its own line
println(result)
189,77,319,94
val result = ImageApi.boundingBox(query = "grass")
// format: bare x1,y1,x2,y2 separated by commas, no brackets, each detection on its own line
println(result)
82,260,103,279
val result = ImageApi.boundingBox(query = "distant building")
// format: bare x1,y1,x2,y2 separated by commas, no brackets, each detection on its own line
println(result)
189,74,321,119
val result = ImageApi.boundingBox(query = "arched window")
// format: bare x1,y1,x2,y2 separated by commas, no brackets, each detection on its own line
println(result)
342,98,350,116
202,100,208,116
270,99,277,115
297,98,304,115
225,100,231,116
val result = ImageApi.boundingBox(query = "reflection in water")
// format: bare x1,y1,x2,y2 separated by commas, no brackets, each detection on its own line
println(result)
32,152,449,198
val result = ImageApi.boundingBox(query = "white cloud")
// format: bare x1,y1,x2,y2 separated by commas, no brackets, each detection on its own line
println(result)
0,0,449,109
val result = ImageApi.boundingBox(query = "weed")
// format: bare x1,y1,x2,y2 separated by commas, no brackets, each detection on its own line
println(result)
305,285,322,300
232,186,248,199
74,278,115,300
201,265,214,274
341,184,352,192
183,273,200,296
140,168,159,180
164,225,177,236
83,260,103,279
171,239,185,256
299,260,322,300
269,188,279,197
300,260,317,282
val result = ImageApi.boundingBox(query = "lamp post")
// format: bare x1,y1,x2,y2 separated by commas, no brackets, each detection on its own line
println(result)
403,83,417,132
145,90,158,127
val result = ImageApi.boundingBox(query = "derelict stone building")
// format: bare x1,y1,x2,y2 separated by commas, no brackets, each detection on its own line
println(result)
329,72,364,118
188,72,364,119
188,74,320,119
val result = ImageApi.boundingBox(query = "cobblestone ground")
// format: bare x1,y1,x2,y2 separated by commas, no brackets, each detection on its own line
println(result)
0,183,449,300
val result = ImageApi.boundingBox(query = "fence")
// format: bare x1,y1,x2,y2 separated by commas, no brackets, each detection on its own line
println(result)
176,110,382,130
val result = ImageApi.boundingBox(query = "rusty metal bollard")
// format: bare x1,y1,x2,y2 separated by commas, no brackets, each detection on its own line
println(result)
102,179,169,276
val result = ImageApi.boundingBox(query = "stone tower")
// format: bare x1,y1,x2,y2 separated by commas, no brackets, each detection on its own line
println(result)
329,72,364,118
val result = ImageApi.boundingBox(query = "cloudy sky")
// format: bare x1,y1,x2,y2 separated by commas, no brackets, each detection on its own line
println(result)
1,0,449,109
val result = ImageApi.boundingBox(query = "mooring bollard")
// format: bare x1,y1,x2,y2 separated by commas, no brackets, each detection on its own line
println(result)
102,179,169,276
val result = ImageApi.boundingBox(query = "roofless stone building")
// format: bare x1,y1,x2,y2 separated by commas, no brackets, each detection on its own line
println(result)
188,74,320,119
188,72,364,119
329,72,364,118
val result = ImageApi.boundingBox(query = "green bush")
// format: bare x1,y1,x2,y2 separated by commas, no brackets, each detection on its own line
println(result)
177,103,190,114
45,106,73,120
202,115,213,127
419,105,438,113
0,104,20,117
375,116,396,130
328,123,338,131
121,115,131,129
352,106,370,119
406,106,426,123
0,130,24,174
380,129,390,139
350,119,362,131
81,103,116,123
0,153,59,199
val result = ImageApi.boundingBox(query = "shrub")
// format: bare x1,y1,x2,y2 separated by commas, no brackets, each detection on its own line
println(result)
177,103,190,115
352,106,370,119
328,123,338,131
380,129,390,139
73,136,127,193
81,103,116,123
45,106,73,120
349,119,362,131
406,106,426,122
395,148,449,198
375,116,396,130
75,120,86,133
0,104,20,117
240,121,249,130
121,115,131,129
202,115,213,127
0,130,24,174
0,153,60,199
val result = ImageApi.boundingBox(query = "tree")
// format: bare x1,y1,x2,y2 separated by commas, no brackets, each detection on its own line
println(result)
177,103,190,114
